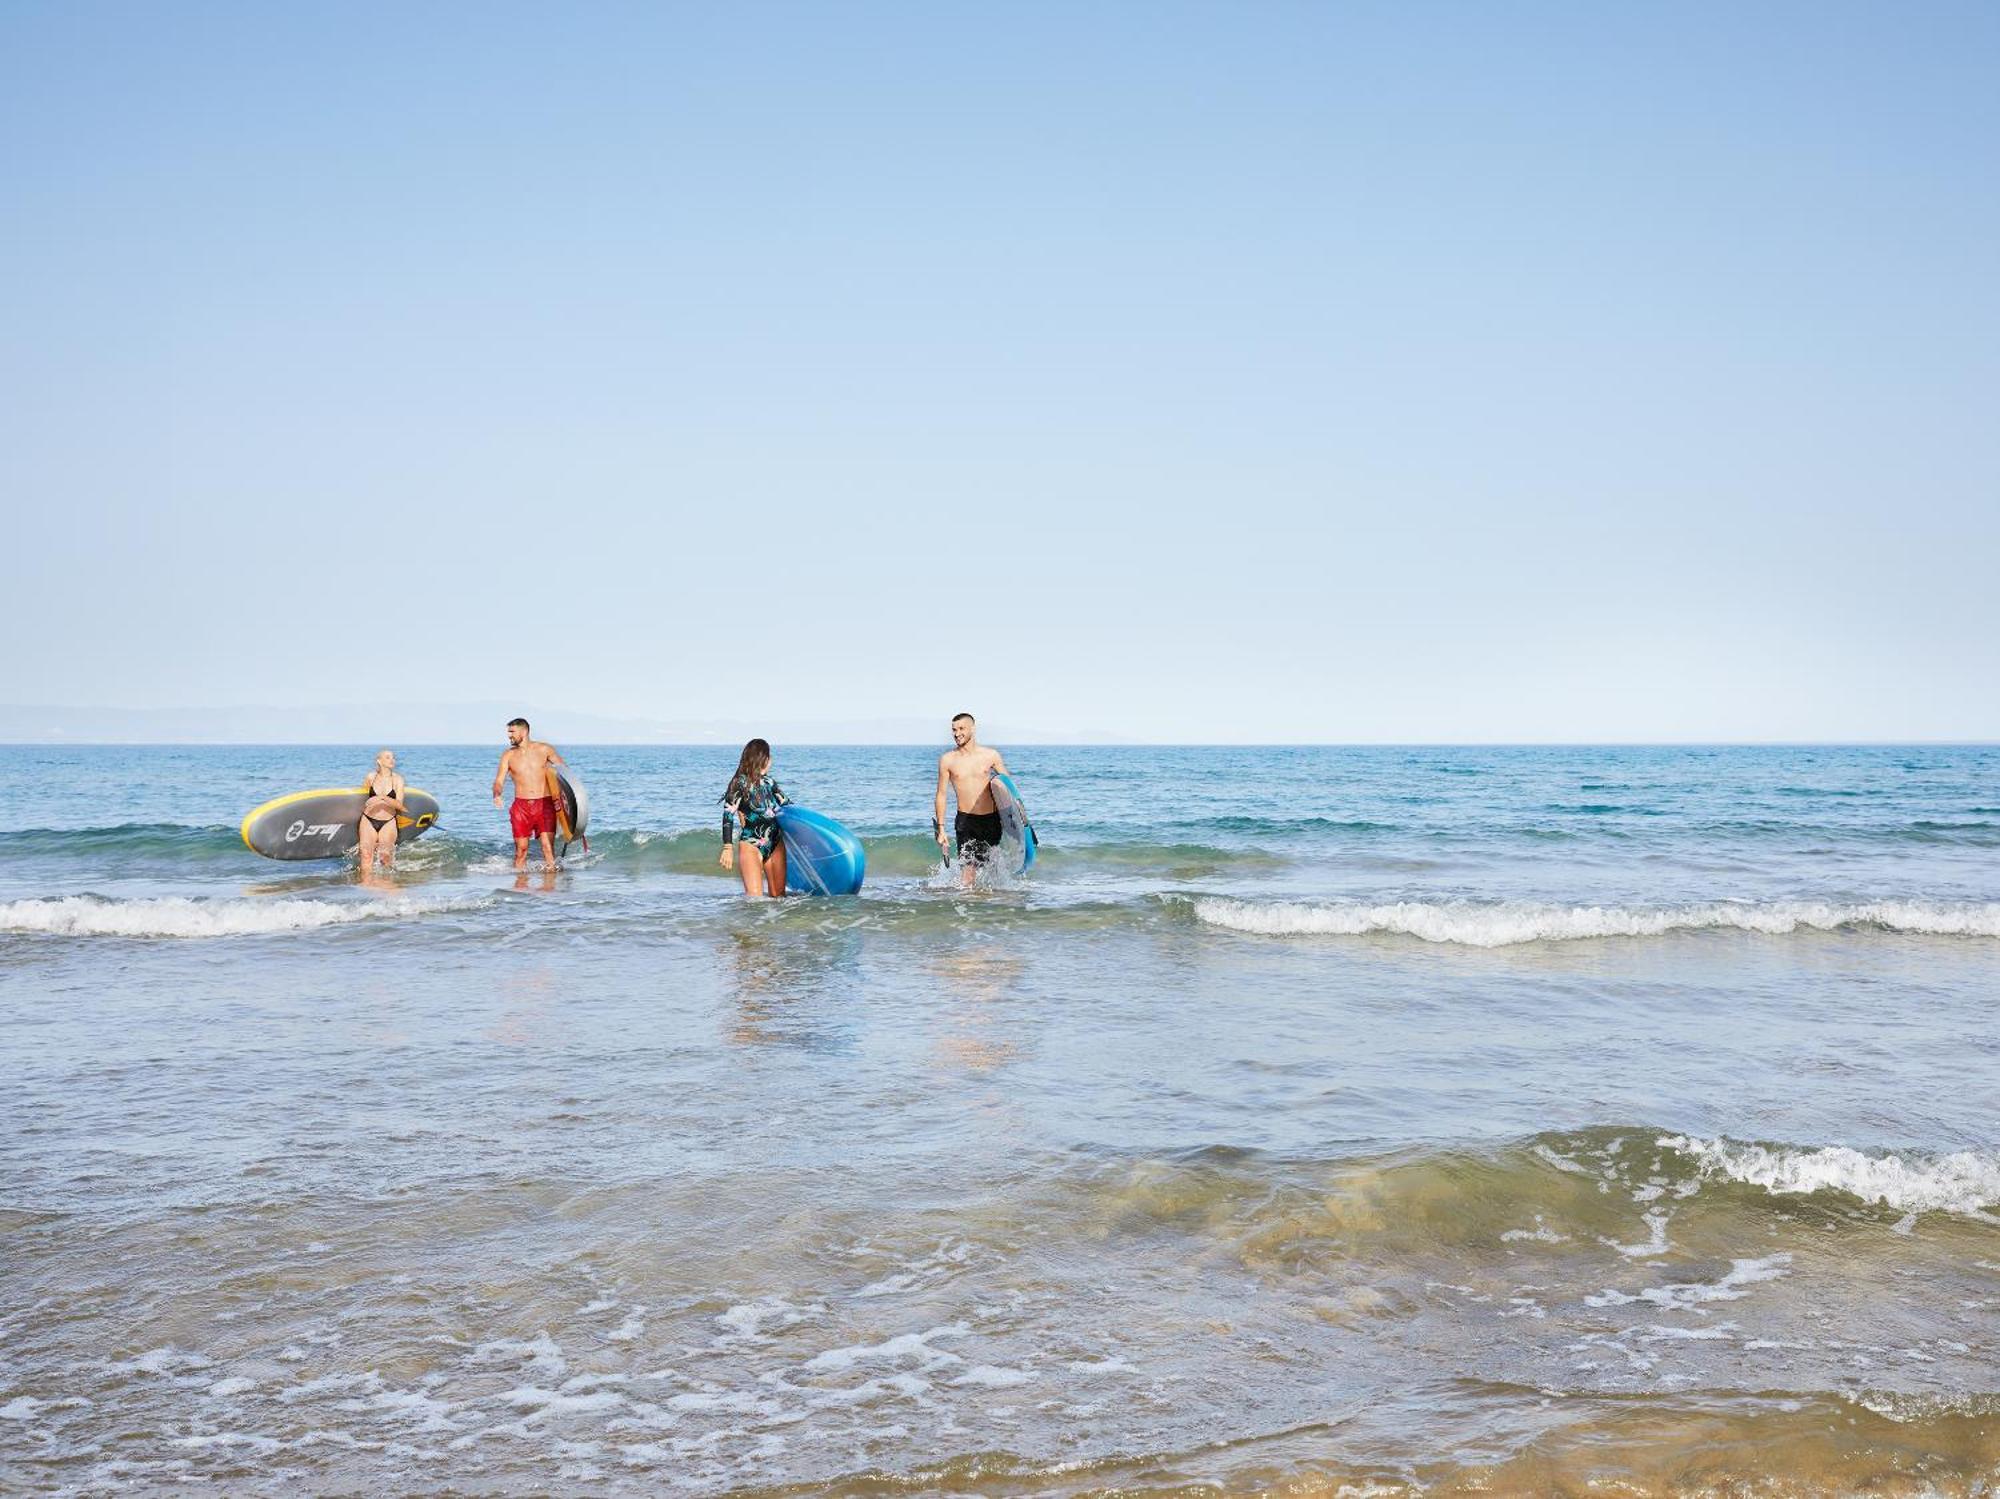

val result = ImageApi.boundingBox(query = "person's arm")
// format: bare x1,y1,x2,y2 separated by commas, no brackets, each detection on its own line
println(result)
990,751,1009,776
933,758,951,848
493,751,511,808
546,744,564,767
719,796,740,867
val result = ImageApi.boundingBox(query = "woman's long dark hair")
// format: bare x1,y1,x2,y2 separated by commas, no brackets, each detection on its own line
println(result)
722,738,772,804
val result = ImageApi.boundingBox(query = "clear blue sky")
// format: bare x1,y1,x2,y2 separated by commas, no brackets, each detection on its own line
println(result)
4,1,1995,741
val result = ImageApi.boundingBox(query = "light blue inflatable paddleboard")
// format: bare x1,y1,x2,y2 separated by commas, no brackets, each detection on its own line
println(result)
989,771,1037,873
776,805,866,895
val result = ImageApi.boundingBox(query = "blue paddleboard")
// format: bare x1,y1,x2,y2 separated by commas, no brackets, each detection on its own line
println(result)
989,771,1037,873
776,806,866,895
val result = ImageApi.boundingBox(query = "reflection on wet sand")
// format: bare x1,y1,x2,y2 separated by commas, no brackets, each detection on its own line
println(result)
723,919,861,1054
489,965,558,1046
927,945,1026,1074
241,870,355,898
358,862,400,893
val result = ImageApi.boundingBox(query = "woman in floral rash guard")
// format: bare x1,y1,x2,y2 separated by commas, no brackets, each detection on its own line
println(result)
718,738,790,897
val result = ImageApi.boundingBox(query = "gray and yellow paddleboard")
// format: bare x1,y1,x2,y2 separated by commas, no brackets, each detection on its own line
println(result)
241,786,441,860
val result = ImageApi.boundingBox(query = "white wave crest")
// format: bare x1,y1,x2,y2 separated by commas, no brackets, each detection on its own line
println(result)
1661,1136,2000,1219
1187,897,2000,947
1,892,492,939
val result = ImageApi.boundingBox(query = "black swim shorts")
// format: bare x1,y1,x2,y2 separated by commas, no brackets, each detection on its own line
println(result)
954,810,1003,863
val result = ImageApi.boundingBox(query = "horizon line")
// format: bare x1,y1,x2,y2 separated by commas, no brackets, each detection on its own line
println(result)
5,740,1996,750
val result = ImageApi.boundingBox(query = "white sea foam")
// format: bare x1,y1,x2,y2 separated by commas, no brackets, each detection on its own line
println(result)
0,892,492,939
604,1311,646,1343
1067,1356,1136,1375
277,1370,383,1405
113,1347,212,1376
949,1364,1035,1388
1188,896,2000,947
1586,1254,1792,1314
363,1386,459,1430
1662,1137,2000,1219
1501,1216,1571,1243
794,1374,931,1407
855,1272,921,1298
715,1298,818,1342
471,1332,568,1379
1603,1208,1673,1260
171,1431,280,1453
665,1390,766,1414
1638,1322,1738,1341
504,1385,626,1416
800,1324,967,1373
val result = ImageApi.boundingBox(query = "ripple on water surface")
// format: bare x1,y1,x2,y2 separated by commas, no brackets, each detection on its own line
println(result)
3,1129,1997,1493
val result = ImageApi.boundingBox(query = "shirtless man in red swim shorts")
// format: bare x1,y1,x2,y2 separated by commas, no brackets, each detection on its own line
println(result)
492,717,567,871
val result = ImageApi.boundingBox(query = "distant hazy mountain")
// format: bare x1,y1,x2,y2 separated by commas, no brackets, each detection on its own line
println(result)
0,702,1121,745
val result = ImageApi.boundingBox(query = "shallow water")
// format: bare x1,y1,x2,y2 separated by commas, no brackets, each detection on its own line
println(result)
2,745,1997,1494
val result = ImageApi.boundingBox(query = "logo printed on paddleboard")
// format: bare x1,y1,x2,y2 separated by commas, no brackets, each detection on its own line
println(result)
283,820,343,843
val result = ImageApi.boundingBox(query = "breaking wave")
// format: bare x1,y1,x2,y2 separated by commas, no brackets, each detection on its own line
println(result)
0,892,494,939
1662,1136,2000,1220
1186,897,2000,946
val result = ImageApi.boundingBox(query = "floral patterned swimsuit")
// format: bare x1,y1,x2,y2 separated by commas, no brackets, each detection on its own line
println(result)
722,777,789,857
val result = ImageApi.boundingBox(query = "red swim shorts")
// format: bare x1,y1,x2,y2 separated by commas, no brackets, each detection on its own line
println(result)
510,796,558,839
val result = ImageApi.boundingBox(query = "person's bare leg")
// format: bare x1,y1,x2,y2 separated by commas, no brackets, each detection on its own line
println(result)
738,845,766,898
514,835,530,872
538,830,556,870
356,821,378,873
766,842,787,897
378,821,398,870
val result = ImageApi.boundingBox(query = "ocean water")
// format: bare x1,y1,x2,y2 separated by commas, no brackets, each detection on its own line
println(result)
2,743,1997,1496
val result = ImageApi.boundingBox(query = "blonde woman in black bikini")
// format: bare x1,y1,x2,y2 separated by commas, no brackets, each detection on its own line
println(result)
358,749,407,871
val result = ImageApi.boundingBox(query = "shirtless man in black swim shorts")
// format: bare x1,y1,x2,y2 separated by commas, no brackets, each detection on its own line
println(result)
933,712,1011,884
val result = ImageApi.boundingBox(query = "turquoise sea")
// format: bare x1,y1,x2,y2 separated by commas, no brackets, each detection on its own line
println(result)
3,744,1998,1494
